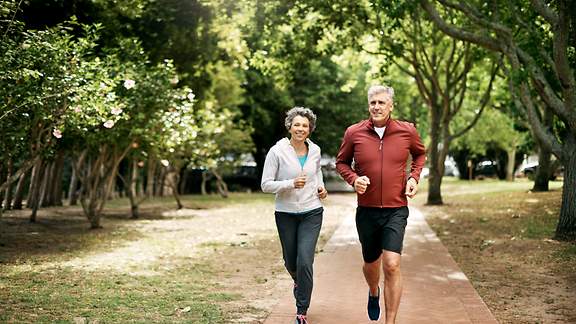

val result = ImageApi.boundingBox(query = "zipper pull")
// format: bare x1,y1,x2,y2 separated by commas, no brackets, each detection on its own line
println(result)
379,140,382,151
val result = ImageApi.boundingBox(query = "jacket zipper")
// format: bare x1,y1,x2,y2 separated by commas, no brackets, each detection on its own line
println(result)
379,139,383,207
291,141,308,212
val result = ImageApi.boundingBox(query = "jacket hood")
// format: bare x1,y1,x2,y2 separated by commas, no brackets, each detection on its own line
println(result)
276,137,320,155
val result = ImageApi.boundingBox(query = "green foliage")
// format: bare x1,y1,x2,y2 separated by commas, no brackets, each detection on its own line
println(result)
0,19,97,163
453,108,528,156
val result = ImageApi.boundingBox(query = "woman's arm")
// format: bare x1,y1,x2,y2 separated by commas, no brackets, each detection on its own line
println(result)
261,148,294,193
316,155,325,189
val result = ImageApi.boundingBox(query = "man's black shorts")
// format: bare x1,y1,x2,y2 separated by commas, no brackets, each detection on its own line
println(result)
355,206,409,262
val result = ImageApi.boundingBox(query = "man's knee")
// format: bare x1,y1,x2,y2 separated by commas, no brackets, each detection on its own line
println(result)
382,255,401,274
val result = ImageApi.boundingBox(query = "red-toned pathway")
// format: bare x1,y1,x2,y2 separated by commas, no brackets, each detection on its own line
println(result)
264,199,498,324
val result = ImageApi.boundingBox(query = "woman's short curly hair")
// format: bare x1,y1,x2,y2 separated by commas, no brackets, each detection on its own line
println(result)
285,106,317,133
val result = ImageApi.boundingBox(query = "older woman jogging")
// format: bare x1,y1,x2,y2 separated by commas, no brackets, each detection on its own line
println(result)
261,107,327,324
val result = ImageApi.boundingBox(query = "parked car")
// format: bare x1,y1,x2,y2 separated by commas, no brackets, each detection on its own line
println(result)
474,160,499,180
223,165,261,191
420,157,460,179
515,162,564,180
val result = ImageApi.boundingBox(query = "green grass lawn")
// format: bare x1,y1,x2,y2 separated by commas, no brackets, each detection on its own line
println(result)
415,177,576,323
2,182,574,323
0,193,276,324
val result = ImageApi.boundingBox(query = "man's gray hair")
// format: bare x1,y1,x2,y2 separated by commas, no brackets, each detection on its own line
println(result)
367,85,395,102
285,106,317,132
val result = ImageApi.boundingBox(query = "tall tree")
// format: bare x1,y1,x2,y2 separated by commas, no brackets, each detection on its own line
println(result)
419,0,576,240
298,1,499,204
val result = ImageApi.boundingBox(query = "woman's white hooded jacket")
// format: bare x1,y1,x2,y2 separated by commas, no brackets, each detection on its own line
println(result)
261,137,325,213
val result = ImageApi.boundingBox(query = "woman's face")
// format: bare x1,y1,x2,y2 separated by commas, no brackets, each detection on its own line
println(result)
289,115,310,142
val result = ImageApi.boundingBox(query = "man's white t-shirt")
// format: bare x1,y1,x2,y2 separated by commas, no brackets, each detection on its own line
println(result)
374,126,386,139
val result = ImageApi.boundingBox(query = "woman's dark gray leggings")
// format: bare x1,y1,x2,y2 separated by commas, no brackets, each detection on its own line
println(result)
275,207,323,315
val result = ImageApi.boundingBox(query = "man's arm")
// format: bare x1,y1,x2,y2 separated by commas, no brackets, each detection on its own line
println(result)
408,124,427,182
336,127,359,186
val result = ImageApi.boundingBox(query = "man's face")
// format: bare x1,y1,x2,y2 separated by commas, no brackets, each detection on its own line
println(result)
368,92,393,127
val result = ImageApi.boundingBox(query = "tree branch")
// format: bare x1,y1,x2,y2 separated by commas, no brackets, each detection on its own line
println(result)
419,0,504,52
450,59,499,139
436,0,512,37
530,0,559,25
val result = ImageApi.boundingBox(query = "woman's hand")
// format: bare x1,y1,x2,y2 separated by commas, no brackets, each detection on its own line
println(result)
294,173,307,189
317,186,328,199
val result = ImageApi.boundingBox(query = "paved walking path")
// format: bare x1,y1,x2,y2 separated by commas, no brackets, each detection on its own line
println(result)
263,204,498,324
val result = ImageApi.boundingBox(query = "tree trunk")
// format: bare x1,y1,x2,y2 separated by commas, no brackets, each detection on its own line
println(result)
50,151,66,206
79,145,131,228
212,169,229,198
12,170,28,210
128,159,140,219
146,156,156,198
28,160,44,223
86,198,102,229
201,171,208,195
533,147,552,192
27,159,43,210
0,164,4,207
555,138,576,241
167,169,183,209
532,104,554,191
106,175,117,200
156,167,165,197
68,166,78,206
73,149,89,210
426,106,443,205
3,158,14,211
506,148,516,181
68,164,79,206
39,160,53,207
179,168,188,194
138,171,144,197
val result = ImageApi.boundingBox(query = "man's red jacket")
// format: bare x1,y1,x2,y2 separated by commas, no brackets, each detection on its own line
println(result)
336,118,426,208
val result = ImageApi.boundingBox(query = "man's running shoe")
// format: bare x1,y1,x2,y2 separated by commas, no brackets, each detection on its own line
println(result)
367,287,381,321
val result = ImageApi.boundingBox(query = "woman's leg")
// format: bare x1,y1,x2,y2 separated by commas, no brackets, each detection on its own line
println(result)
275,211,299,281
295,207,323,315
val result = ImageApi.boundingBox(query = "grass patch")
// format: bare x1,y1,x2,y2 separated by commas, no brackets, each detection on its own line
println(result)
105,192,273,210
0,263,232,323
554,244,576,262
0,193,280,323
418,179,576,323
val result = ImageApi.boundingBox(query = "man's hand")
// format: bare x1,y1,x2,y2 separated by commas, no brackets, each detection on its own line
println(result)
293,173,307,189
405,177,418,198
354,176,370,195
317,186,328,199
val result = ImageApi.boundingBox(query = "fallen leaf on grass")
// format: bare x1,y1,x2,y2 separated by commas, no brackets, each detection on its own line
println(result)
174,306,192,316
480,239,496,250
73,317,87,324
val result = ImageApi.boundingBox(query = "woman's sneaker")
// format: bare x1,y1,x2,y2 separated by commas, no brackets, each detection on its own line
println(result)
295,314,308,324
367,287,381,321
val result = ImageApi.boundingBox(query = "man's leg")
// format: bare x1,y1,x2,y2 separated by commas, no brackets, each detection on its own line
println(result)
363,255,382,296
382,250,402,324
